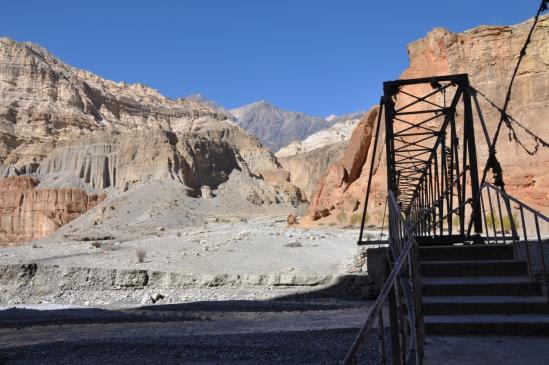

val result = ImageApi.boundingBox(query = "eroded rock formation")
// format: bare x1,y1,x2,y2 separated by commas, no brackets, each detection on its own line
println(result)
0,38,305,244
278,141,347,199
0,176,104,245
304,107,380,224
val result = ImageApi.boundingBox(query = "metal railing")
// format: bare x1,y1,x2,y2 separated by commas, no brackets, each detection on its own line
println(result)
343,192,424,365
476,183,549,299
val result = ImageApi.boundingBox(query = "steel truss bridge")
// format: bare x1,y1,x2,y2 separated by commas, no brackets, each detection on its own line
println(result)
343,74,549,365
342,3,549,363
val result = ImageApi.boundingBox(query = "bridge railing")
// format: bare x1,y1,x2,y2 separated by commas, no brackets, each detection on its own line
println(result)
407,182,549,299
477,183,549,298
342,191,423,365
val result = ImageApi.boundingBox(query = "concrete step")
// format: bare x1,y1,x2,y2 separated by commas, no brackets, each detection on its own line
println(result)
419,244,514,261
422,276,542,296
420,260,527,277
415,235,465,247
422,296,549,315
424,314,549,335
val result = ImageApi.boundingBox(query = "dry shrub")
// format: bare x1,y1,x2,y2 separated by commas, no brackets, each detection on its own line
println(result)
452,215,461,228
336,211,347,224
502,214,520,233
136,247,146,263
485,210,520,233
350,212,367,227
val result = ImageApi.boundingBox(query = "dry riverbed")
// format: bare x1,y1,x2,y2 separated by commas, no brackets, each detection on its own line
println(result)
0,217,381,363
0,216,378,306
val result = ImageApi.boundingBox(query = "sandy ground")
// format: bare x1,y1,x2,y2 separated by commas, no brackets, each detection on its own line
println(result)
0,189,382,363
0,216,362,276
0,214,382,307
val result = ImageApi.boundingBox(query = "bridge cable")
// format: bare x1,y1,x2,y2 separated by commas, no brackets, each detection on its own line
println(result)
472,87,549,156
479,0,548,188
466,0,548,237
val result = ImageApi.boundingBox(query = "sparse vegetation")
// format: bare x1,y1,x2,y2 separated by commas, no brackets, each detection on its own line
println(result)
336,211,347,224
350,212,367,227
485,211,497,229
502,214,520,233
452,215,461,228
136,247,147,263
485,210,520,233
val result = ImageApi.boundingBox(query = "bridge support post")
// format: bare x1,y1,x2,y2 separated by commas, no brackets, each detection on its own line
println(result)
462,78,483,235
386,259,402,365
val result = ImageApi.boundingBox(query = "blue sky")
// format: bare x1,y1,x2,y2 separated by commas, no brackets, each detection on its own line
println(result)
2,0,540,116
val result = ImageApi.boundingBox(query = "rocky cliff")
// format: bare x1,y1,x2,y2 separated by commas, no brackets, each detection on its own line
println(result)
0,38,230,165
0,176,104,245
277,142,347,199
305,15,549,226
0,38,305,244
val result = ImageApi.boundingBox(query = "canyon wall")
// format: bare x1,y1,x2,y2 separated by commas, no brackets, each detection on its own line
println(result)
0,176,104,245
276,113,363,198
278,141,346,199
0,37,305,244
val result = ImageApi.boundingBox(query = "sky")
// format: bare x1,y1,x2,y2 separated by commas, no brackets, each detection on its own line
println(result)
1,0,542,116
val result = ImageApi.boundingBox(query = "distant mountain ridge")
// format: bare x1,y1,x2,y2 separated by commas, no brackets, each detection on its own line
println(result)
276,111,364,158
230,100,334,151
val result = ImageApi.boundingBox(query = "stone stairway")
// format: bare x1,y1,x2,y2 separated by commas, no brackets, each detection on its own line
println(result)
419,244,549,335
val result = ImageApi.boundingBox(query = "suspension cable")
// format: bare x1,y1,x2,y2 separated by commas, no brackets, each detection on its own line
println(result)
480,0,548,188
471,86,549,155
467,0,548,237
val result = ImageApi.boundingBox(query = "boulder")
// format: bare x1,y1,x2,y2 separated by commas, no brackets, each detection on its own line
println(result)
287,214,298,225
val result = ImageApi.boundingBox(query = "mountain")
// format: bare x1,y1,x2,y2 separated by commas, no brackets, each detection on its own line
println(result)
276,112,364,158
275,112,364,198
304,15,549,227
230,101,332,151
0,37,305,245
325,114,338,122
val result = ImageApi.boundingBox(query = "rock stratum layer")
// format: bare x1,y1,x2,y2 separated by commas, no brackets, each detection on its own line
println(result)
0,37,305,244
305,15,549,226
0,176,104,245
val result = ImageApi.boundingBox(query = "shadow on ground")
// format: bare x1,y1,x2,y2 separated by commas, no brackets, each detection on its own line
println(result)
0,275,381,364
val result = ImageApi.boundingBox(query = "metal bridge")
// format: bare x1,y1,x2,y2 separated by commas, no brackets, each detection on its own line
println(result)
343,2,549,363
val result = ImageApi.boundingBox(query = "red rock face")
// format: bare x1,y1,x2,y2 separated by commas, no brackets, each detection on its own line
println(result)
305,15,549,226
0,176,104,245
306,107,378,219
